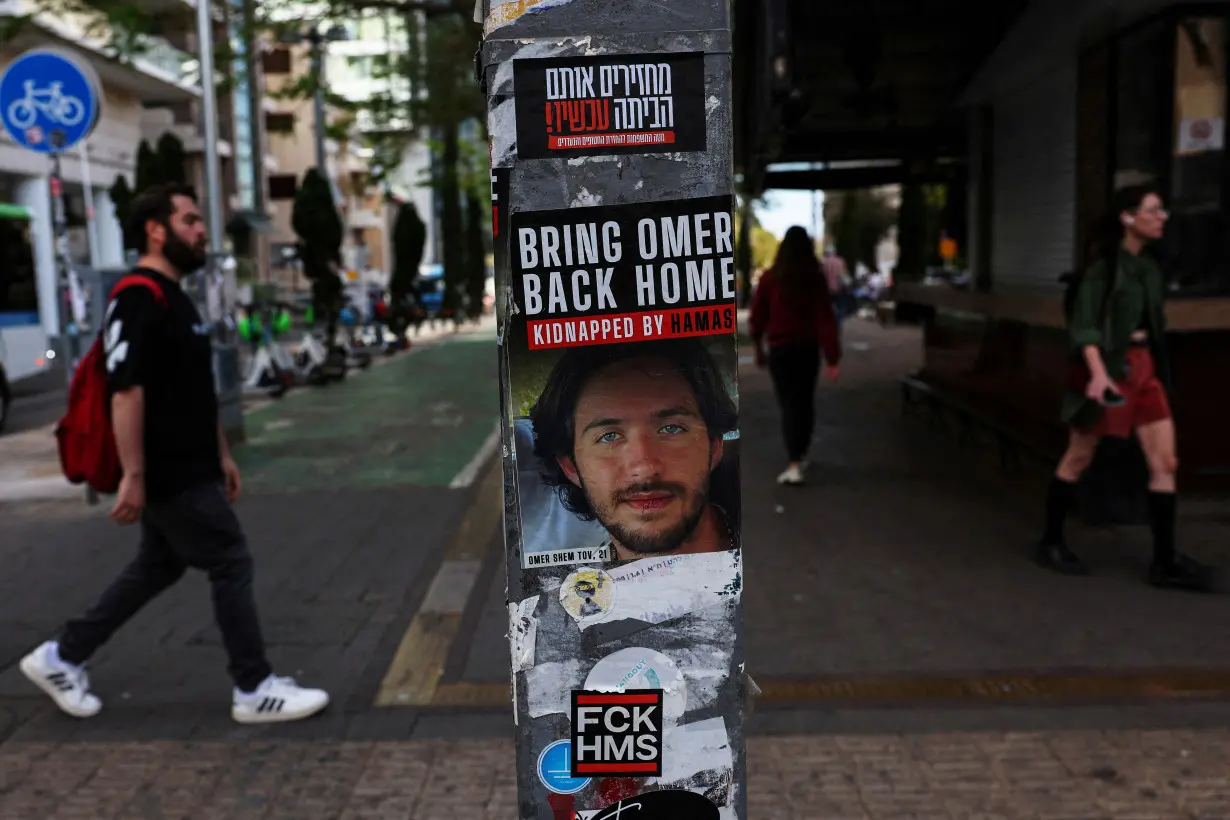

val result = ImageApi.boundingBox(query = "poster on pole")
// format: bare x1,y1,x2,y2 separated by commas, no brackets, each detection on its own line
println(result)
507,195,739,571
502,193,743,817
514,53,707,159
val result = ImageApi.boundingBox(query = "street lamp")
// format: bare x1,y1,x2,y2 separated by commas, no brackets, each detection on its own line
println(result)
277,23,349,176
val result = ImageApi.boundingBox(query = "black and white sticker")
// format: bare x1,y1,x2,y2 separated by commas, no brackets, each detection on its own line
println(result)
574,789,720,819
570,689,664,777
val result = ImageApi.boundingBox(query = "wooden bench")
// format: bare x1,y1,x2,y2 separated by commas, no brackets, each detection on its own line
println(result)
900,375,1060,475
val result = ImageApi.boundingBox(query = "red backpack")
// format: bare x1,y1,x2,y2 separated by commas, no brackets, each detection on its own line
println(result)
56,276,166,494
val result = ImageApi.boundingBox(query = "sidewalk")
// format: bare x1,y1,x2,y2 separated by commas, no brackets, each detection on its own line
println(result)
3,729,1230,819
3,319,1230,818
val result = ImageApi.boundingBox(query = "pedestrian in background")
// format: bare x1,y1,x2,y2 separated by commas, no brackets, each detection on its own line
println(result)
21,184,331,723
1036,184,1219,592
750,226,841,486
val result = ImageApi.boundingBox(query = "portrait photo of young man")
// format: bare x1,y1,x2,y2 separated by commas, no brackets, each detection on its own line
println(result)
528,338,740,563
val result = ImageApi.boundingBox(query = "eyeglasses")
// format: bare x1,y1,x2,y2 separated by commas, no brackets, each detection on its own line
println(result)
1136,206,1169,218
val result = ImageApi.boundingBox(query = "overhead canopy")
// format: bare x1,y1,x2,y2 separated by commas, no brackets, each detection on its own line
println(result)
734,0,1028,190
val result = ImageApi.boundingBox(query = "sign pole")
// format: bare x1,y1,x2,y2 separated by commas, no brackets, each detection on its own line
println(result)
482,2,745,818
48,149,96,505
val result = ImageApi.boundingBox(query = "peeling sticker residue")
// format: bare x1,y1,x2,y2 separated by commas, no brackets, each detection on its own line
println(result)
525,659,585,718
706,95,721,116
572,550,740,631
567,155,619,166
489,97,517,168
570,187,601,207
509,594,540,673
655,717,733,789
485,0,576,35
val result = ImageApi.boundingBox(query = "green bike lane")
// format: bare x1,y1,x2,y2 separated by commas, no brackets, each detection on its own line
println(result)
235,332,499,493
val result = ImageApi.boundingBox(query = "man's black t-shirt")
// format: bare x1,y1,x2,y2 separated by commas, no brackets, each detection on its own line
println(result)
104,268,221,500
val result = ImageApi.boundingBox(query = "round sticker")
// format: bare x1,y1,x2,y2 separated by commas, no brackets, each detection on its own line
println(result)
584,647,687,725
560,567,615,622
537,739,591,795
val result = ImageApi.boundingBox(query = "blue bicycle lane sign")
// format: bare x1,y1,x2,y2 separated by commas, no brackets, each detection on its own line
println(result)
0,48,102,154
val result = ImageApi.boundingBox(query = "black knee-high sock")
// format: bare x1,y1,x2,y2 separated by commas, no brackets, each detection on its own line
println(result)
1042,476,1077,544
1148,491,1177,568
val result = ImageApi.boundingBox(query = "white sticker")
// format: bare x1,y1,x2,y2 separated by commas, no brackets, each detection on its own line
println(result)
572,551,740,631
509,594,540,673
657,716,733,788
525,544,613,569
584,647,687,726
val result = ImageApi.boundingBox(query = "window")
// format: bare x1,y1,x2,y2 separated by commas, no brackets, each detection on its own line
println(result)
0,216,36,315
266,112,295,134
269,174,298,200
1168,16,1228,293
263,47,292,75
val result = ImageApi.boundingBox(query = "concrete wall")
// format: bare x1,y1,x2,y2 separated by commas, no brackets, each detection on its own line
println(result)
989,64,1078,288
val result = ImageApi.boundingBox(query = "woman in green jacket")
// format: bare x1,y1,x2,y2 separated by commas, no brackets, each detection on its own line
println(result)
1036,184,1217,592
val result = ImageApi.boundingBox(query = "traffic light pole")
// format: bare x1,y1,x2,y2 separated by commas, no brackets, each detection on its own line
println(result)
481,1,745,817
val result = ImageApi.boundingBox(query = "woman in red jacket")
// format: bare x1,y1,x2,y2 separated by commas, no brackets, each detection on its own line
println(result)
750,226,842,486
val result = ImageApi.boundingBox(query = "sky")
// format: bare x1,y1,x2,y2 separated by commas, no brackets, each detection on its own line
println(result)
755,189,824,240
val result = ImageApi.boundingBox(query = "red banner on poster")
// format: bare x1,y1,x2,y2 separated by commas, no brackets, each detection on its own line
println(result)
527,305,735,350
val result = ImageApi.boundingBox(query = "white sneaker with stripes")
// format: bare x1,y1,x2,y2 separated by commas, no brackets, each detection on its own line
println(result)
232,675,329,724
19,641,102,719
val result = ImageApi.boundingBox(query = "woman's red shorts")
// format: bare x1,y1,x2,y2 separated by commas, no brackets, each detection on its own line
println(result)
1093,346,1171,438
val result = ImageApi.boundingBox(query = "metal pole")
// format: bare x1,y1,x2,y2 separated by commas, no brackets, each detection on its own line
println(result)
482,2,745,817
198,0,246,445
311,30,328,175
49,152,96,505
78,143,102,269
196,0,225,252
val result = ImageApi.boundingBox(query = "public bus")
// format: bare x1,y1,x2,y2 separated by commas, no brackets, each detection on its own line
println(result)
0,202,52,432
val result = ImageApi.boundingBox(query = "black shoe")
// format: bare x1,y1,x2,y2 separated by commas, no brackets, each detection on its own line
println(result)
1034,541,1090,575
1148,554,1222,592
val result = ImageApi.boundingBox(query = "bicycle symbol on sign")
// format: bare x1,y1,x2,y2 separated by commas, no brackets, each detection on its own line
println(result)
7,80,86,129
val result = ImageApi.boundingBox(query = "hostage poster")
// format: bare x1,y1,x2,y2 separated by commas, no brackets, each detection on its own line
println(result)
506,194,740,572
502,192,745,817
514,53,707,159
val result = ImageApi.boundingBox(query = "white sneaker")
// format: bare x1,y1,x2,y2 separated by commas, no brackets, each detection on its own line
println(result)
776,465,805,486
20,641,102,719
232,675,329,724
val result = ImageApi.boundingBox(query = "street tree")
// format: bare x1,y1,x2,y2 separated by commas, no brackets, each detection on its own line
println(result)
156,132,189,188
135,140,162,193
292,167,345,348
390,199,427,340
824,188,898,272
108,175,134,250
256,0,487,319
